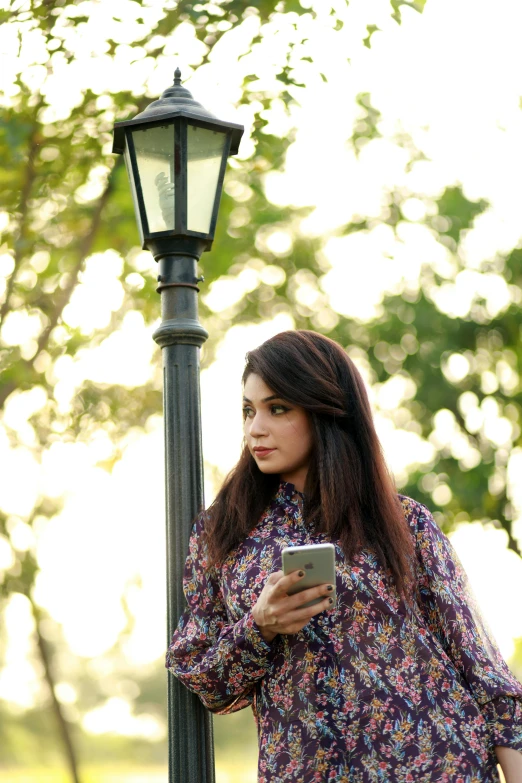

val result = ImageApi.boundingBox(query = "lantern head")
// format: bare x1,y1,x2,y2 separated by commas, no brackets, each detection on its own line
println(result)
113,68,244,259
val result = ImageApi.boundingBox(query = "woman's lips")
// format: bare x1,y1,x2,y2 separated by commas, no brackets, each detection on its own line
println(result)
253,448,276,458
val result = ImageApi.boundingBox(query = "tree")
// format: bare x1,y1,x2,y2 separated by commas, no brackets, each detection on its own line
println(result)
3,0,522,778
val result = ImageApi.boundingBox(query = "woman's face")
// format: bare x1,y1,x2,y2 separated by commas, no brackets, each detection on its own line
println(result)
242,373,313,492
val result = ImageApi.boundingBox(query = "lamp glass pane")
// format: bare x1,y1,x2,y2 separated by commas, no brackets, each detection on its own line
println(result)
187,125,226,234
131,124,175,233
123,143,144,244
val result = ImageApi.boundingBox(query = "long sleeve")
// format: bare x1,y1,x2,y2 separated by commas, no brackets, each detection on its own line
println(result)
408,498,522,751
165,514,275,714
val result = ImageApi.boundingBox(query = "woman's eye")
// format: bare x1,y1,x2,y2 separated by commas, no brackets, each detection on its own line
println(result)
271,404,289,415
242,407,254,419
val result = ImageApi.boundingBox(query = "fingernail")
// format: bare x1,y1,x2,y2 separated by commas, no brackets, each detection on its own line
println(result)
298,570,304,577
327,585,334,592
328,597,334,605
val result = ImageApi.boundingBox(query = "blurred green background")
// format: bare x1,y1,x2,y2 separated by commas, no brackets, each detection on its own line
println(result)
1,0,521,780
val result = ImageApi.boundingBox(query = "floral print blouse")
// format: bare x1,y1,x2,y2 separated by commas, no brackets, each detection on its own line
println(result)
166,482,522,782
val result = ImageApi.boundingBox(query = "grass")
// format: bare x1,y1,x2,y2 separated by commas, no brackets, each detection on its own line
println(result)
0,762,507,783
0,763,258,783
0,763,506,783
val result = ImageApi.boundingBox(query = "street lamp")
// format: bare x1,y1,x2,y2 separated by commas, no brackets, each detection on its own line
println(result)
112,69,244,783
112,66,243,266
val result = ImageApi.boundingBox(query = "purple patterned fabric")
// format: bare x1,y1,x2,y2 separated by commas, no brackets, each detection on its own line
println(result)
166,482,522,782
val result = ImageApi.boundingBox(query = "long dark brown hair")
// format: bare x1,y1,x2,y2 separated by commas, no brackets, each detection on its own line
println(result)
205,330,417,603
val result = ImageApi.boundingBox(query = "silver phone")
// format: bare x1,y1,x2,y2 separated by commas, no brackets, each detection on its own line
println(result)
282,543,336,608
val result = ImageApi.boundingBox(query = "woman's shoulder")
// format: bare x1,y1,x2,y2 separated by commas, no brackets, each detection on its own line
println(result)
397,493,437,534
397,495,454,568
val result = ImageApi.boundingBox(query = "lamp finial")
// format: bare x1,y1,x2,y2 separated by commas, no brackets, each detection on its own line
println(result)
174,68,182,85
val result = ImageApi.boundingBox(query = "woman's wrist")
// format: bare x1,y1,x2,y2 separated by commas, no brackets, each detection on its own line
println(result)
259,627,276,644
251,606,276,643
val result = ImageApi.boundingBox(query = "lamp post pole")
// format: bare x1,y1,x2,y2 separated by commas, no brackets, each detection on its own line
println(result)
112,69,243,783
154,238,214,783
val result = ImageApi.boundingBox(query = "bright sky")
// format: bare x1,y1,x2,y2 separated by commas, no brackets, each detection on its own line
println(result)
1,0,522,740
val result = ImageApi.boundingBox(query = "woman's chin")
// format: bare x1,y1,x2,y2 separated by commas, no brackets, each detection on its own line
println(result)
254,460,280,475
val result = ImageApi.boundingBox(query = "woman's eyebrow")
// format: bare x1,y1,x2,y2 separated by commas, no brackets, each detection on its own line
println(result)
242,395,281,403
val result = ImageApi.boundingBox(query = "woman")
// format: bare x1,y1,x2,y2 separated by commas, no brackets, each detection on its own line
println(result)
166,330,522,782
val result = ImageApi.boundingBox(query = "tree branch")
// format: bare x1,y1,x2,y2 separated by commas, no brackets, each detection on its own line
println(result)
0,116,40,327
30,599,83,783
35,157,123,357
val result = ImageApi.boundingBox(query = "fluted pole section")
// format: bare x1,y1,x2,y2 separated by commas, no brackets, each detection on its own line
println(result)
153,249,215,783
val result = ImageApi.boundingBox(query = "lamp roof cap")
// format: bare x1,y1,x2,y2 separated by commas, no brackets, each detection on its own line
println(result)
112,68,244,155
134,68,217,122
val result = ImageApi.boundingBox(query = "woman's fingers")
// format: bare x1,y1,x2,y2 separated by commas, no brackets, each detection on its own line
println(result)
269,571,335,613
272,568,307,595
273,570,335,600
276,595,334,634
254,570,335,639
276,589,334,623
285,582,335,609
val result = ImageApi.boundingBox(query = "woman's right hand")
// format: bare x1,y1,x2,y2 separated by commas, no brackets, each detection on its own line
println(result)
251,569,334,644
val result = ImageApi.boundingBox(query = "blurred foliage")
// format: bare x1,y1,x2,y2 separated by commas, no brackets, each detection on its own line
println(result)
0,703,165,767
0,700,258,775
2,0,522,776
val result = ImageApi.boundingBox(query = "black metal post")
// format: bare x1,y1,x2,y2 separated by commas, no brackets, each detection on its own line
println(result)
113,66,243,782
153,242,215,783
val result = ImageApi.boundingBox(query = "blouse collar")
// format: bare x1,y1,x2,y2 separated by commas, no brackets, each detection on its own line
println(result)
275,480,305,509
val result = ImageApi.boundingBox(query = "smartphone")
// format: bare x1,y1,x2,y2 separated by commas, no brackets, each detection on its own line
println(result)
282,543,336,608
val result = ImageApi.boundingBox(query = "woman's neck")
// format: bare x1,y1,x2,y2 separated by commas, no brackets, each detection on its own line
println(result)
280,469,307,494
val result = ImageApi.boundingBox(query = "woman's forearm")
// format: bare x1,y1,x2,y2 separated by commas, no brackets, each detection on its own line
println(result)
495,746,522,783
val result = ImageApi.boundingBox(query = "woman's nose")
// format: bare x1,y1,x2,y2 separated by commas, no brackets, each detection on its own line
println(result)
249,412,268,437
